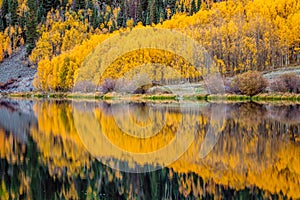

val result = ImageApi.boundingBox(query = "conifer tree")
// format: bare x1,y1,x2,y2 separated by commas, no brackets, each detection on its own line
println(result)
8,0,18,26
0,0,9,30
148,0,157,24
190,0,196,15
25,0,37,54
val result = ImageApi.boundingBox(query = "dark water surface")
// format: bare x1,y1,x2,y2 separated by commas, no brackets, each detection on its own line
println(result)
0,98,299,199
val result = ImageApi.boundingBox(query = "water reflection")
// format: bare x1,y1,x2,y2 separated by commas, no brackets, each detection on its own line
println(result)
0,99,299,199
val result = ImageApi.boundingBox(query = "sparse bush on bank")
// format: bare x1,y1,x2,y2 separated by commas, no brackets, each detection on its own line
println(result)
99,78,116,94
73,81,98,93
270,73,300,93
204,74,225,94
231,71,268,96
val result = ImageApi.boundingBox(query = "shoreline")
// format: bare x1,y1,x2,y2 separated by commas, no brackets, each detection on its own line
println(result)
2,92,300,103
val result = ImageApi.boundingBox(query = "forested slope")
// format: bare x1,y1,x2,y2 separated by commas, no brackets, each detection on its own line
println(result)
1,0,300,92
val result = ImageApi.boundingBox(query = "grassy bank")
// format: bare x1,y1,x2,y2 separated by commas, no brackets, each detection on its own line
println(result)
3,92,300,103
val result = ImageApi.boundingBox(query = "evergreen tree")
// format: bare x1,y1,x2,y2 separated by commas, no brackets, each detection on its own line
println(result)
148,0,157,24
157,0,165,23
73,0,86,11
0,0,9,30
137,1,143,23
190,0,196,15
197,0,201,11
8,0,18,26
25,0,37,54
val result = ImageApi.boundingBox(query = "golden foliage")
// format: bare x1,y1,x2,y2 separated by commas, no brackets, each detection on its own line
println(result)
33,0,300,91
27,101,300,199
2,101,300,198
33,34,110,91
30,101,91,178
29,10,92,64
100,49,201,82
0,25,24,62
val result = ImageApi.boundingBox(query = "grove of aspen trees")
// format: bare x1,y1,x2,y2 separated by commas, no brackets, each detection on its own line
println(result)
0,0,300,91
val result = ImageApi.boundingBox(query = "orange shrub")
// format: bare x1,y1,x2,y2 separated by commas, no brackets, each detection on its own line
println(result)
231,71,268,96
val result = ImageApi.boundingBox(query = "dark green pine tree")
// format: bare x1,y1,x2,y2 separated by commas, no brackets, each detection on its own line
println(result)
86,0,95,26
44,0,61,13
180,2,184,12
0,0,9,30
61,0,69,8
8,0,18,26
148,0,157,25
190,0,197,15
137,0,144,24
25,0,37,55
141,0,148,24
73,0,86,11
79,0,86,9
86,0,94,12
117,0,127,28
197,0,201,11
167,0,176,16
156,0,165,23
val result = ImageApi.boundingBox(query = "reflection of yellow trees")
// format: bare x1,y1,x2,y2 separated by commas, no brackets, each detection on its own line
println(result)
28,101,300,198
0,180,9,200
170,106,300,198
0,129,26,164
0,128,32,199
230,103,268,128
94,107,180,153
31,101,91,178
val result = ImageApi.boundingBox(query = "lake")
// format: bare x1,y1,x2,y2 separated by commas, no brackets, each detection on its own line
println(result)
0,98,299,199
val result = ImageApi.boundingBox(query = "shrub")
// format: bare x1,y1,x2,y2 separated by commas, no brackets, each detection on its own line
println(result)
224,79,240,94
99,78,116,93
73,81,97,92
270,73,300,93
231,71,268,96
204,73,225,94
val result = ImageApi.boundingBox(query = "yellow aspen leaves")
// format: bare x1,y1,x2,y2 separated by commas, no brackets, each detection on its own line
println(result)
32,0,300,91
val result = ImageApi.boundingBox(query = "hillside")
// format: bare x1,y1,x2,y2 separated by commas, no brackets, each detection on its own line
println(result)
0,46,299,94
31,0,300,92
0,0,300,93
0,47,36,92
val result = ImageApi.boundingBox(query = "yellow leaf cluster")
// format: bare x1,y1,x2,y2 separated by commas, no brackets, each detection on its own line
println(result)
0,25,23,62
30,10,92,64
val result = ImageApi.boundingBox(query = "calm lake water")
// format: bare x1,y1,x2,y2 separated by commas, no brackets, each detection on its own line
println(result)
0,98,299,199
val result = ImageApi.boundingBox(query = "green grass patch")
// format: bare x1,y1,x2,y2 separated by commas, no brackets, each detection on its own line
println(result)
5,91,300,103
225,94,251,101
144,94,178,100
253,93,300,102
